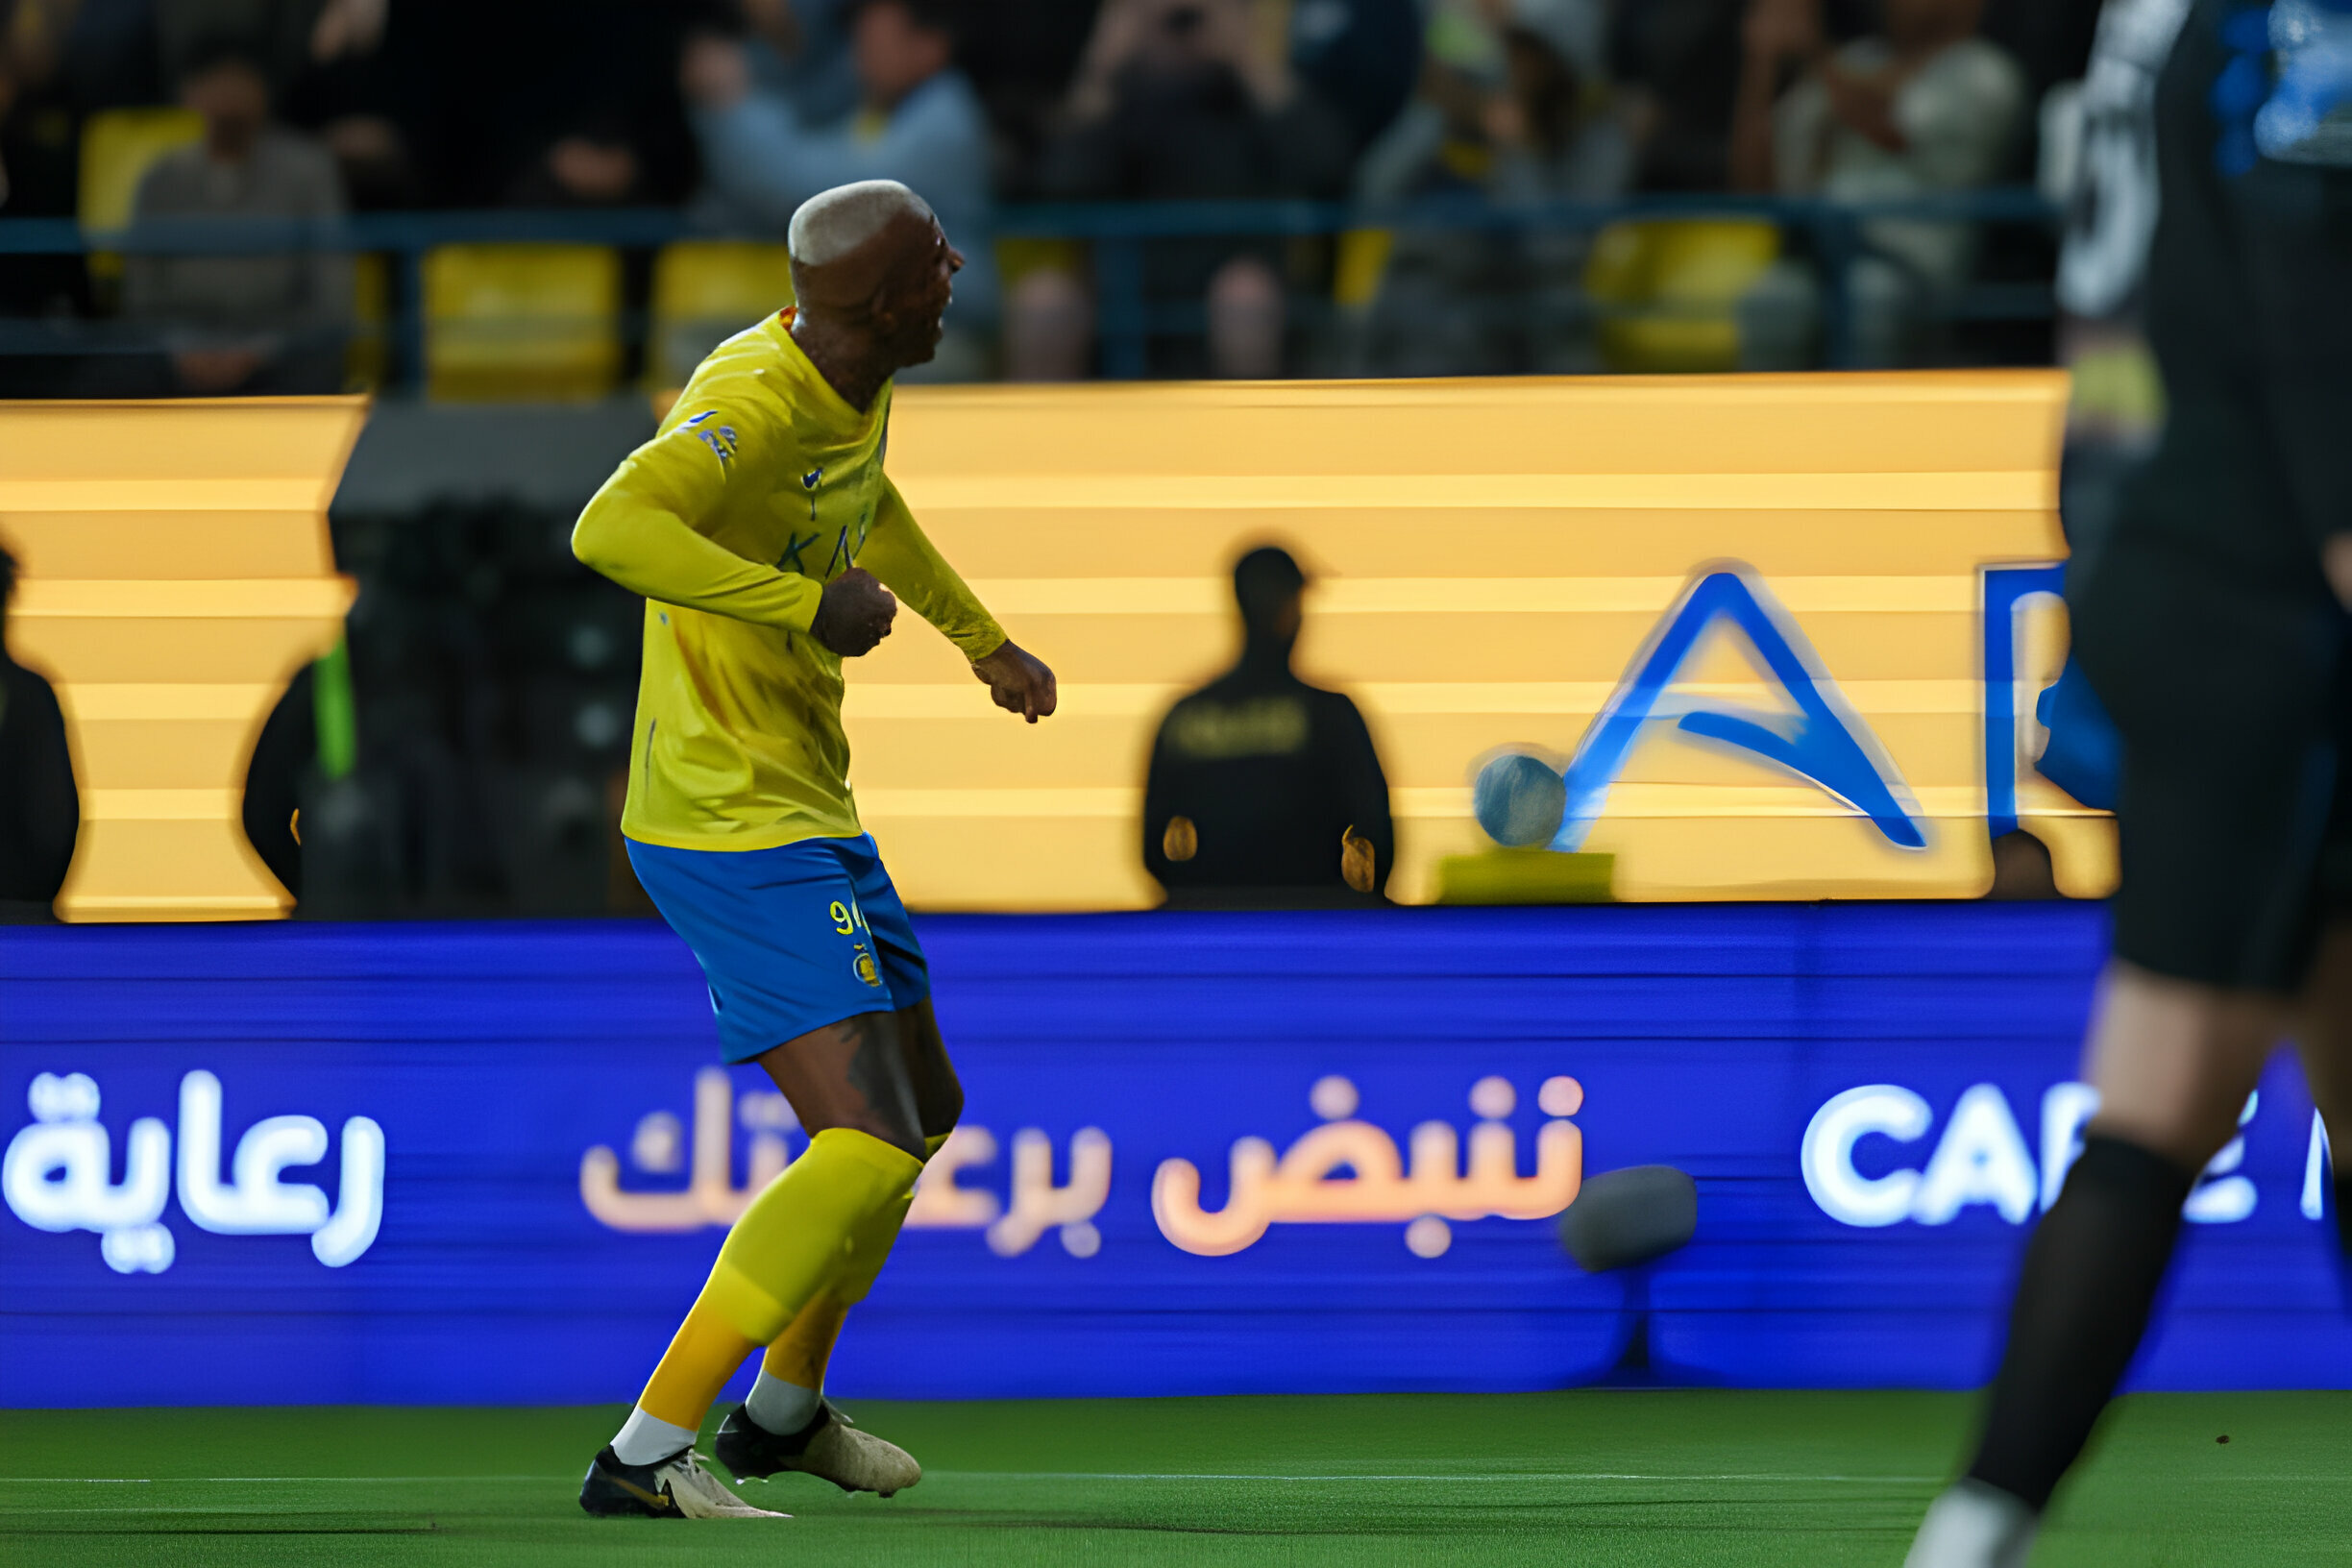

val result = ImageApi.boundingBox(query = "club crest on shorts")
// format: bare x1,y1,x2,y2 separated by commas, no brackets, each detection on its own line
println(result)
852,944,883,988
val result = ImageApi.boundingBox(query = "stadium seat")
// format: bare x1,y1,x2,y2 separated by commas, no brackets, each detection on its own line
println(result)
77,107,204,282
1582,219,1780,373
993,236,1084,288
423,243,621,403
346,251,389,391
1331,228,1395,310
649,240,794,391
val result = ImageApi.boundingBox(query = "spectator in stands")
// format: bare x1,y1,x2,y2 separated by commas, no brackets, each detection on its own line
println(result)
280,0,429,209
681,0,996,378
0,0,94,389
280,0,709,212
402,2,703,209
116,35,350,394
1013,0,1356,380
1729,0,2025,365
52,0,165,112
1609,0,1745,191
1,0,81,216
956,0,1100,195
0,543,80,920
1978,0,2104,114
1353,0,1631,376
1142,546,1393,907
1287,0,1422,154
155,0,318,100
735,0,859,131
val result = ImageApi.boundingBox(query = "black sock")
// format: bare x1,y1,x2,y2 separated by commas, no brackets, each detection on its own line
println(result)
1965,1135,2195,1511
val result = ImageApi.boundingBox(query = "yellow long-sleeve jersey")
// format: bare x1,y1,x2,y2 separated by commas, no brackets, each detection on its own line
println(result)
573,310,1005,851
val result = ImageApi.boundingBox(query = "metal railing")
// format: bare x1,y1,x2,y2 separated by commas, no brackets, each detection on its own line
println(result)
0,188,2059,388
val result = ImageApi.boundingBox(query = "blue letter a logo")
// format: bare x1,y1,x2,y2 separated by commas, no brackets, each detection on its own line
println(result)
1552,567,1926,851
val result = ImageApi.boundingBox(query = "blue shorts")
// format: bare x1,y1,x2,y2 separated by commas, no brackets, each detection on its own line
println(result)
625,833,930,1064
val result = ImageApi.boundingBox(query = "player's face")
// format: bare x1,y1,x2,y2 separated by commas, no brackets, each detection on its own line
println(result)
889,221,964,365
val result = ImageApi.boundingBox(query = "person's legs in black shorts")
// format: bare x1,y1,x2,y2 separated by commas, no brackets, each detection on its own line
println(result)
1912,545,2348,1562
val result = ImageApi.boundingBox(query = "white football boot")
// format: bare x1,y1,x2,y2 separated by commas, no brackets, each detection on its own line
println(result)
579,1443,790,1518
716,1401,922,1497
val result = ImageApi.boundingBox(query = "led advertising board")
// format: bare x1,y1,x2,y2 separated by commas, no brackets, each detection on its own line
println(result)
865,371,2109,907
0,374,2105,919
0,398,364,921
7,909,2344,1409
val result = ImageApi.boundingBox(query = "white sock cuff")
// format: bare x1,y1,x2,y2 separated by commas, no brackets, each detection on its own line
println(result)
611,1407,698,1467
745,1370,821,1435
1903,1480,2038,1568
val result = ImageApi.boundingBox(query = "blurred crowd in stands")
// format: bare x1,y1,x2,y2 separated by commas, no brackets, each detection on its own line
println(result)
0,0,2110,385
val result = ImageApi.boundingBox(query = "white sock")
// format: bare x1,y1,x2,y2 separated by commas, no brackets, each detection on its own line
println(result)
745,1372,821,1435
1903,1480,2038,1568
610,1407,697,1467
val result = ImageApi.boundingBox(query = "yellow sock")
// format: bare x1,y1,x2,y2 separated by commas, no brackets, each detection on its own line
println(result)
752,1129,948,1403
636,1127,921,1433
760,1291,850,1392
636,1298,761,1431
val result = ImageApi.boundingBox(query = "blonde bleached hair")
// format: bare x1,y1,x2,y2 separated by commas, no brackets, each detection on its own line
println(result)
788,180,936,267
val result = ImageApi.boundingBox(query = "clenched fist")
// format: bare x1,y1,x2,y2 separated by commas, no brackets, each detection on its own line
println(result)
971,641,1057,723
811,568,896,656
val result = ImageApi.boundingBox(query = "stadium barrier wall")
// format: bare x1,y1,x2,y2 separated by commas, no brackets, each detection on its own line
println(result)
6,908,2346,1409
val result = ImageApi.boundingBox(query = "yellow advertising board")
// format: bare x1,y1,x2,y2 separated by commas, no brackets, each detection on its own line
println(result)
0,377,2104,919
0,398,365,920
860,372,2110,908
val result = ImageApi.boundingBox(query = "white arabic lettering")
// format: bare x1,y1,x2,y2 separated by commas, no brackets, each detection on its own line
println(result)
173,1071,384,1265
1806,1080,2284,1230
4,1070,383,1272
3,1073,173,1276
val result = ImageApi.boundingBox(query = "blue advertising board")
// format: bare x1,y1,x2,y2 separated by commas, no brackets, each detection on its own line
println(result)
4,907,2346,1409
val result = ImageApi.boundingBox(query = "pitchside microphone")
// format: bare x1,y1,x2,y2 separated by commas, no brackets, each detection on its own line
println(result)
1559,1165,1699,1273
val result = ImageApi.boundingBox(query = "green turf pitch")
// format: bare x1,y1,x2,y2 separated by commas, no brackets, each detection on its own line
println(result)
5,1392,2349,1566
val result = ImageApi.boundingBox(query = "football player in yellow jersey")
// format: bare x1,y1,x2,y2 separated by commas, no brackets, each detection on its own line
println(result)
571,180,1055,1521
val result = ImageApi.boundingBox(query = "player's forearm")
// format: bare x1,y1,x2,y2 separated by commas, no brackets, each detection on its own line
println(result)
889,570,1006,660
573,492,821,631
863,498,1006,658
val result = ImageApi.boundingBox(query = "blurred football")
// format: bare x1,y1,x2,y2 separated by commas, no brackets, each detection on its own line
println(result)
1559,1164,1699,1273
1474,752,1568,848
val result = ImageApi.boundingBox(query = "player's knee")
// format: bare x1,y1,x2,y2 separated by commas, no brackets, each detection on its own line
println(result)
2085,1111,2238,1176
843,1115,929,1166
921,1076,964,1148
894,1004,963,1144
